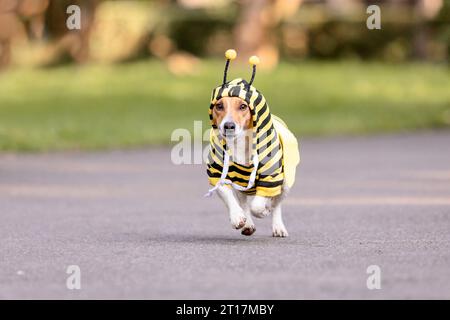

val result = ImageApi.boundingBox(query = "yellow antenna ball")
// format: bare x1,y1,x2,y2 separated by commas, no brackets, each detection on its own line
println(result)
225,49,237,60
249,55,260,65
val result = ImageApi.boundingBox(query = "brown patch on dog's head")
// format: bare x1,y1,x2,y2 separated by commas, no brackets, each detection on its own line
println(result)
212,97,252,137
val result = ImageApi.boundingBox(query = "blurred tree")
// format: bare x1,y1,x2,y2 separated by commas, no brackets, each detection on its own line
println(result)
18,0,49,39
234,0,302,69
0,0,49,67
45,0,99,63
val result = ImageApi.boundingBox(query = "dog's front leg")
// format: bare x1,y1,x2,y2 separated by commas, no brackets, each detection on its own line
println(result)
216,185,247,229
234,190,256,236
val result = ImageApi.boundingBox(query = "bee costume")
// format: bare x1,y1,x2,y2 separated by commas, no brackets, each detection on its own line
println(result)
206,49,300,198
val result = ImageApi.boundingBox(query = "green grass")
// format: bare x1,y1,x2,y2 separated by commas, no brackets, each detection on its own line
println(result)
0,60,449,151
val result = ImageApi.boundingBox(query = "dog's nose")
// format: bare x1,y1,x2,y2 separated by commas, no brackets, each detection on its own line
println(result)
224,122,236,131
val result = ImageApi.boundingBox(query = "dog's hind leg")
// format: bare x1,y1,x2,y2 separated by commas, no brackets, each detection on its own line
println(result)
216,185,247,230
272,204,289,237
250,195,271,218
234,191,255,236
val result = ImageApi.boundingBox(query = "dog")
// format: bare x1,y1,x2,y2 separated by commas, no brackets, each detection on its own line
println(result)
211,96,290,237
206,50,299,237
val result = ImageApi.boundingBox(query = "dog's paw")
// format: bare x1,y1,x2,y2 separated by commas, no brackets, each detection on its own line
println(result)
241,225,256,236
272,224,289,237
230,214,246,230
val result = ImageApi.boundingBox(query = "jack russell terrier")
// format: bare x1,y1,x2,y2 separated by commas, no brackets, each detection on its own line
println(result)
205,49,300,237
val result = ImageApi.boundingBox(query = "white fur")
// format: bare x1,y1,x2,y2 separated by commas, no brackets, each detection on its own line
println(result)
216,184,247,229
215,123,289,237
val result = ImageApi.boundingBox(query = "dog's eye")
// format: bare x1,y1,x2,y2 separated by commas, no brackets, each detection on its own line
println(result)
215,103,224,111
239,104,248,111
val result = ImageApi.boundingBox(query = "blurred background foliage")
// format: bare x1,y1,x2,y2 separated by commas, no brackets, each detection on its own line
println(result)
0,0,449,151
1,0,449,67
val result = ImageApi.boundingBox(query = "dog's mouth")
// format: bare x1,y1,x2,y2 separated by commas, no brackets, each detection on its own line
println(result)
222,129,236,138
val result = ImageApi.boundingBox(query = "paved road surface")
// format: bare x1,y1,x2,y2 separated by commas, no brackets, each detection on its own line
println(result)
1,131,449,299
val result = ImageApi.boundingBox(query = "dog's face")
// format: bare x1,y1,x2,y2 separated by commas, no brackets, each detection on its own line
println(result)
212,97,253,139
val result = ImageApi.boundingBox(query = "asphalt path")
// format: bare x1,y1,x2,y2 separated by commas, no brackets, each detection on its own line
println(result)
1,131,449,299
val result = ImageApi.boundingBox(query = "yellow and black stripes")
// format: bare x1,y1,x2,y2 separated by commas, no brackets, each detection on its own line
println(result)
207,78,284,197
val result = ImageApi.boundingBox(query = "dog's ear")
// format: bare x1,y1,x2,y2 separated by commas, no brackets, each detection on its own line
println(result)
247,113,253,129
244,108,253,130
